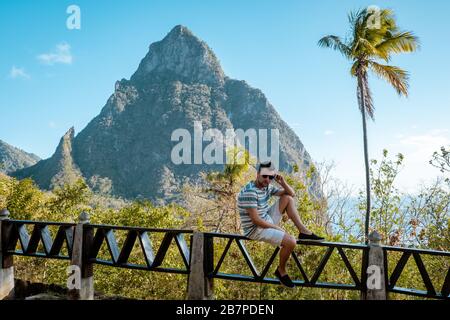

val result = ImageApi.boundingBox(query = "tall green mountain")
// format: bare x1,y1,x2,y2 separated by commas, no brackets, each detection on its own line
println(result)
0,139,40,174
13,25,320,201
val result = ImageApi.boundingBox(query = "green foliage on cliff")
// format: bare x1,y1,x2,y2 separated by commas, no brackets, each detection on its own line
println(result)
0,148,448,299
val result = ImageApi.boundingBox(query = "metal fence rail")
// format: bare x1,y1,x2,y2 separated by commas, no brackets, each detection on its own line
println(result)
1,219,193,274
2,220,76,260
204,232,369,292
202,232,449,300
382,246,450,299
0,209,449,300
86,224,192,274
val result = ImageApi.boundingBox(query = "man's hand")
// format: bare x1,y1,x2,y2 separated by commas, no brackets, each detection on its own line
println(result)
274,174,286,185
274,174,295,197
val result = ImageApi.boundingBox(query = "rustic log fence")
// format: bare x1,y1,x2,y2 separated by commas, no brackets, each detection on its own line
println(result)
0,208,449,300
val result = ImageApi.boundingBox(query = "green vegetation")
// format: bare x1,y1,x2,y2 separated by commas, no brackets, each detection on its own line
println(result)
0,143,448,299
0,172,191,299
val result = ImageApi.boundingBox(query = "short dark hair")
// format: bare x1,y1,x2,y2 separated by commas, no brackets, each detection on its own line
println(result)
256,161,273,173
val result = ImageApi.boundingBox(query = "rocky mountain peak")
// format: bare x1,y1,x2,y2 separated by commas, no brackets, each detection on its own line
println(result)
56,127,75,154
166,25,194,39
131,25,225,86
13,127,83,189
12,25,321,201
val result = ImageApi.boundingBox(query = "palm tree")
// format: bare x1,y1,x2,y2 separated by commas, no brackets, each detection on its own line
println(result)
318,8,419,243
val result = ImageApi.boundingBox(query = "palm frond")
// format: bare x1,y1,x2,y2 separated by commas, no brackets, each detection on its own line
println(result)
348,9,364,26
349,10,367,55
375,31,420,60
372,8,397,33
358,38,386,59
368,61,409,96
365,8,397,37
351,8,402,56
348,9,365,38
318,35,352,58
357,72,375,120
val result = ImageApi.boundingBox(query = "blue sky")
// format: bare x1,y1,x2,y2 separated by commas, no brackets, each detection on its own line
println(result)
1,0,449,192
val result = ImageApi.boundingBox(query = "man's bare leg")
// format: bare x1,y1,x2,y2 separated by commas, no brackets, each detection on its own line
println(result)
278,195,312,235
278,233,296,276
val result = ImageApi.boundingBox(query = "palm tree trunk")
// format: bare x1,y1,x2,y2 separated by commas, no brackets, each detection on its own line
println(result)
357,72,371,245
361,101,371,244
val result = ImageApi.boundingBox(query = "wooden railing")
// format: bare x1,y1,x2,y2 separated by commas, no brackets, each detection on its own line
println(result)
0,209,449,300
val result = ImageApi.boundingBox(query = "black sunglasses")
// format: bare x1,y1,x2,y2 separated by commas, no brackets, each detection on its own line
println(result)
262,175,275,180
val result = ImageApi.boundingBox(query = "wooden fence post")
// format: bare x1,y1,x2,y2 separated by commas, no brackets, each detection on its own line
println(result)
365,230,388,300
68,211,94,300
0,209,14,299
187,232,214,300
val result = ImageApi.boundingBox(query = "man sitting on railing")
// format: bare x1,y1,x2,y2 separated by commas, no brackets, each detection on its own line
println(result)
237,161,324,288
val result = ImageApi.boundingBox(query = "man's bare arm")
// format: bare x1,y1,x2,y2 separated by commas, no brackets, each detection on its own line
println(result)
273,174,295,197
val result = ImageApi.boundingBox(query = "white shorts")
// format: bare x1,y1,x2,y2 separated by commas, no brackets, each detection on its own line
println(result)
247,200,285,247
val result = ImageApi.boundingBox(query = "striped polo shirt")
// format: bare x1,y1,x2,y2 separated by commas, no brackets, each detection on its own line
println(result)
237,181,280,237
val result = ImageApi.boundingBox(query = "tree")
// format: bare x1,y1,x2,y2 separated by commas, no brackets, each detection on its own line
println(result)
5,177,48,220
48,178,92,221
366,150,406,245
318,7,419,243
315,161,357,241
182,147,255,233
405,177,450,251
430,146,450,175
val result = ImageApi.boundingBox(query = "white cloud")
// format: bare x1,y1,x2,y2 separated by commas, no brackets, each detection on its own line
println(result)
37,42,73,65
399,129,449,150
324,130,335,136
9,66,30,79
393,129,450,191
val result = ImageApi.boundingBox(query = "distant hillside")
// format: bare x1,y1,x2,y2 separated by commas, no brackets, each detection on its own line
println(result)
0,139,40,174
